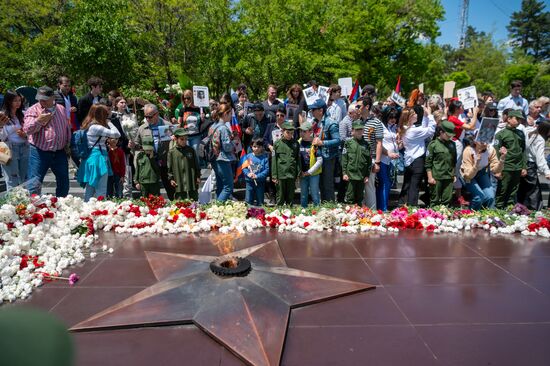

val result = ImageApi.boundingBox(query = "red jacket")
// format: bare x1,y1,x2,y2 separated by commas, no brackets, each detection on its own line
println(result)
108,147,126,177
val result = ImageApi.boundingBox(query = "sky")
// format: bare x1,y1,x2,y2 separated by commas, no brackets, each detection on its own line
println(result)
436,0,525,47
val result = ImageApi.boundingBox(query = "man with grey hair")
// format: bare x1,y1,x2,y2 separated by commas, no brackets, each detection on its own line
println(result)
23,86,71,196
133,103,176,199
339,102,360,143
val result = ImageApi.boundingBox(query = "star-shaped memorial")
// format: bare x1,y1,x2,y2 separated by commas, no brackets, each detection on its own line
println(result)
71,240,375,366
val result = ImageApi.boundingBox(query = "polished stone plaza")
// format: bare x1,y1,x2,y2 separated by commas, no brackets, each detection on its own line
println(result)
13,230,550,366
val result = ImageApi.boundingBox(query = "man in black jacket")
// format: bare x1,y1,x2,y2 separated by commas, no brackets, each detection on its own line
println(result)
77,76,103,123
54,76,78,131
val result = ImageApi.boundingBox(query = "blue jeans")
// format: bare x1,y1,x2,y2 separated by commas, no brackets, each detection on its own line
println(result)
27,145,69,197
245,179,265,206
376,162,392,211
84,173,108,201
1,142,29,190
300,174,320,207
213,160,234,202
465,168,495,210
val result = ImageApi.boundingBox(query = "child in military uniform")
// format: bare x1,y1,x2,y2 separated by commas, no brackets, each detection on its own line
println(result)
168,128,201,201
272,121,300,205
134,139,161,197
341,121,371,205
493,110,527,209
425,121,457,206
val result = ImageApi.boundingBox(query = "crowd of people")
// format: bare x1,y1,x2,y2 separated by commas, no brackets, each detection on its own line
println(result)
0,76,549,211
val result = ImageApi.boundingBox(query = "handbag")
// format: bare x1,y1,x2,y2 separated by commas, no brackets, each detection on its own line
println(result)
0,141,12,165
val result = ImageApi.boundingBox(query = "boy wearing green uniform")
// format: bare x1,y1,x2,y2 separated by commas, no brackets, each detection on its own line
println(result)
425,121,457,206
134,139,161,196
493,110,527,209
168,128,201,201
272,121,300,205
341,121,371,205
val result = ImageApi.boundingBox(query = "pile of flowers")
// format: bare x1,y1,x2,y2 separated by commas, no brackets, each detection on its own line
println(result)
1,189,549,303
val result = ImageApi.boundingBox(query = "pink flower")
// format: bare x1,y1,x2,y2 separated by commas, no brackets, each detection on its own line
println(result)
68,273,80,285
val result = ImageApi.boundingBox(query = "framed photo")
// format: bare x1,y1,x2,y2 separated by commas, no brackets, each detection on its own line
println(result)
158,124,176,141
475,117,499,144
286,103,298,120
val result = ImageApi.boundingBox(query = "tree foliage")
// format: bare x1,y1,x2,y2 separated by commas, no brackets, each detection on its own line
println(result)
0,0,548,103
507,0,549,61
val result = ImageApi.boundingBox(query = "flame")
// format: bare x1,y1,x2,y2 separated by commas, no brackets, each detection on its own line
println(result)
210,232,242,256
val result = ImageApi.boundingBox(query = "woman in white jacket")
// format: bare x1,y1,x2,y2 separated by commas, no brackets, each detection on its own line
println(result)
518,121,550,210
79,104,121,201
397,106,436,206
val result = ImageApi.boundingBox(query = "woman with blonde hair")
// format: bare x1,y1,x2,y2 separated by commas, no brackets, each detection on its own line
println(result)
79,104,121,201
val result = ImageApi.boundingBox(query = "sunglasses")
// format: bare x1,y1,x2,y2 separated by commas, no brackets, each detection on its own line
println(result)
183,97,192,100
145,112,158,119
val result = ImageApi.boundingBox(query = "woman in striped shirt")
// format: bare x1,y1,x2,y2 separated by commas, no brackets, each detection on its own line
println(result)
80,105,121,201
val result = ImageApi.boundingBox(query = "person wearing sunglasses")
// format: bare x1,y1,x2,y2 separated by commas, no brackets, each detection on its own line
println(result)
176,89,204,166
133,103,176,199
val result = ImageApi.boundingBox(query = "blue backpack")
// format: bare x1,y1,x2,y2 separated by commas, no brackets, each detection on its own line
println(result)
72,129,99,160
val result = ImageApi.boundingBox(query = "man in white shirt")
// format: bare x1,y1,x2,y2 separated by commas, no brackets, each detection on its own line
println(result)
497,80,529,117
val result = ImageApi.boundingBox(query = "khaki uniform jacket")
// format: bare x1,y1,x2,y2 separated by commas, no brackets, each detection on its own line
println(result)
134,151,161,185
272,139,300,180
493,127,527,171
134,119,173,165
425,138,456,180
341,138,371,180
167,146,200,193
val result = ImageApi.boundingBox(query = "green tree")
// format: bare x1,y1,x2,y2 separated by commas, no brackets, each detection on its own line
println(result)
507,0,549,61
0,1,67,88
57,0,137,89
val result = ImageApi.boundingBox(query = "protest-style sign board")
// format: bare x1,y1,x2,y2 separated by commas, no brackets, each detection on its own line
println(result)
418,83,424,93
457,85,478,110
475,117,499,144
318,86,330,103
390,91,406,107
192,86,209,108
302,86,318,106
443,81,456,100
338,77,353,96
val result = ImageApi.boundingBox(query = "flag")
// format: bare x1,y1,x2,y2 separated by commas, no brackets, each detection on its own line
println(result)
349,80,361,102
395,75,401,93
234,150,250,182
230,112,242,138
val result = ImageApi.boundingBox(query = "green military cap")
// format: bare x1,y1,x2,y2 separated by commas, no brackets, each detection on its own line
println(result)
173,128,189,137
352,121,365,130
440,120,456,137
299,121,313,131
281,121,295,130
142,137,154,150
507,109,525,120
